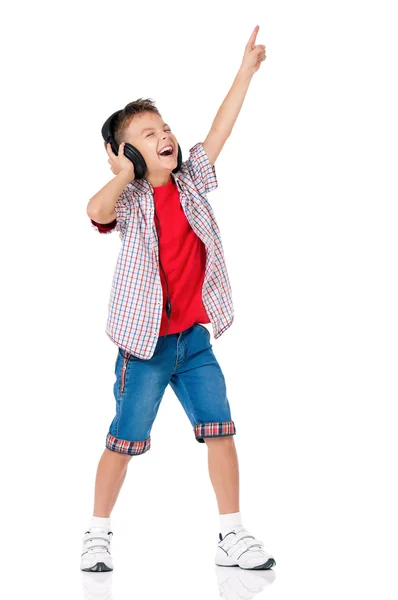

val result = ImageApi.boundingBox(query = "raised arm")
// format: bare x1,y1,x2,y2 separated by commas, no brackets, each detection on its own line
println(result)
203,25,266,166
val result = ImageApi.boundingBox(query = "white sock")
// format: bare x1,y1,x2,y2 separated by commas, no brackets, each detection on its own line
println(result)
90,516,111,531
219,511,242,538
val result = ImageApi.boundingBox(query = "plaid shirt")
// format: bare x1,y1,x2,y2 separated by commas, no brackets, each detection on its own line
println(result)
90,142,234,359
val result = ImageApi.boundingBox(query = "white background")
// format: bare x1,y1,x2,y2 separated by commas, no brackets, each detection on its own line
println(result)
1,0,397,598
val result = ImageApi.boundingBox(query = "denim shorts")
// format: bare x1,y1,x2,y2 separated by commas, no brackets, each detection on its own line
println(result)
106,323,236,456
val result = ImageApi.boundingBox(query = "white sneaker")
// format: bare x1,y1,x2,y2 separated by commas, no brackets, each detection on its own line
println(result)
80,527,114,572
215,525,276,570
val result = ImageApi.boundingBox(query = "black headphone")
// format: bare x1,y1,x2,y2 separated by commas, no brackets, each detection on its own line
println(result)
101,108,178,359
101,109,183,179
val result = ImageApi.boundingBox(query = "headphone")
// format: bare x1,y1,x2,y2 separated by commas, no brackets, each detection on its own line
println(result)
101,109,181,359
101,109,183,179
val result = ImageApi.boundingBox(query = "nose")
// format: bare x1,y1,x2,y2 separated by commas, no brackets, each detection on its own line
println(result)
161,134,172,145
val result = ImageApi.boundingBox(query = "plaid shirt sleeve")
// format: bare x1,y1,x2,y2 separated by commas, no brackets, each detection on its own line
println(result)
90,188,132,238
186,142,218,194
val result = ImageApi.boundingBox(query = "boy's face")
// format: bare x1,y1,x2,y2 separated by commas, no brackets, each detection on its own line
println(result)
124,112,178,178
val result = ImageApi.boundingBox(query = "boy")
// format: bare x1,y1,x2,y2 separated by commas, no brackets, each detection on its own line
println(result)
81,26,275,572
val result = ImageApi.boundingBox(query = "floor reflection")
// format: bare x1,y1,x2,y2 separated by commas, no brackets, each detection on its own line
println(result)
81,565,276,599
215,566,276,600
81,571,113,600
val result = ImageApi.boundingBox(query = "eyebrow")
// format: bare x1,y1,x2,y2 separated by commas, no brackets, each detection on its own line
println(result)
141,124,170,134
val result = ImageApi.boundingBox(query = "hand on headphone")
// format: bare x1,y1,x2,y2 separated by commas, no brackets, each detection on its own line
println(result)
105,141,136,178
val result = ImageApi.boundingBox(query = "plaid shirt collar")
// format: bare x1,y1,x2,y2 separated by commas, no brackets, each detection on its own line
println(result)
124,172,183,198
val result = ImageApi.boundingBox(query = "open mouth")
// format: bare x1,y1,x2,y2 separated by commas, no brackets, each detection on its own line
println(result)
158,145,174,158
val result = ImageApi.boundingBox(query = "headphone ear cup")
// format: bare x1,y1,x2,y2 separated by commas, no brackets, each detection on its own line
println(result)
101,109,146,180
102,111,121,157
123,143,147,179
172,144,183,173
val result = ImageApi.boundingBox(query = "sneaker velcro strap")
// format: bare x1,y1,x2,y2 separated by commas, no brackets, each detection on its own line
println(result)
235,533,264,547
83,532,111,550
220,529,265,559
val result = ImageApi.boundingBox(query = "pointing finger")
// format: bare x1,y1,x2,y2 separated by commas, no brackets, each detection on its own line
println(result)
247,25,259,50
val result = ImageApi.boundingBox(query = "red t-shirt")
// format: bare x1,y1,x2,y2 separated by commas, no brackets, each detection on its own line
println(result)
91,177,210,335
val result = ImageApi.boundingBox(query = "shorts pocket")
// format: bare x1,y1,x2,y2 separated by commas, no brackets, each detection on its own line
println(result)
196,323,211,338
120,352,129,394
117,349,138,395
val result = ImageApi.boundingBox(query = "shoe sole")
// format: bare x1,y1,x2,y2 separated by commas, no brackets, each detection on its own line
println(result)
216,558,276,570
81,562,113,572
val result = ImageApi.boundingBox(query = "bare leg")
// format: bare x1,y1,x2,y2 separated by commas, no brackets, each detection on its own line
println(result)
204,436,240,514
93,448,132,517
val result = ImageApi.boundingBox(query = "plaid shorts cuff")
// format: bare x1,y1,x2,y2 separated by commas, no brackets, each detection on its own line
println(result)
106,432,151,455
194,421,236,443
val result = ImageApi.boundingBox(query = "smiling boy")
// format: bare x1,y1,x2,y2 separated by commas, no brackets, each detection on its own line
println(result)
81,26,275,573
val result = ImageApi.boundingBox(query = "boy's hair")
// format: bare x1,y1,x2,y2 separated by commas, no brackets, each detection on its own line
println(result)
113,98,162,146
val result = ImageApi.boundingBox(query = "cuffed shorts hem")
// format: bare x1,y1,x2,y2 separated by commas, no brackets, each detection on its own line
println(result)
106,432,151,455
194,421,236,443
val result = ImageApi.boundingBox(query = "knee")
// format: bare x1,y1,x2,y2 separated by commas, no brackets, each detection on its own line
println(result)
204,435,235,446
105,447,133,463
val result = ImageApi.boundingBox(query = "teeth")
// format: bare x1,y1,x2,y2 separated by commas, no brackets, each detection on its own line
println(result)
159,145,173,155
